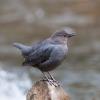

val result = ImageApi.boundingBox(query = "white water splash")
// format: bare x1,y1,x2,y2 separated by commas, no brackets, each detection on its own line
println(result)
0,68,32,100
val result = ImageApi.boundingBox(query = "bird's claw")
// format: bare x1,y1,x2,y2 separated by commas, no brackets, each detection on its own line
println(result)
42,78,61,87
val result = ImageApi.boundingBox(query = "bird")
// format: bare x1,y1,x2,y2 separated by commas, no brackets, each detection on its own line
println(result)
13,27,76,86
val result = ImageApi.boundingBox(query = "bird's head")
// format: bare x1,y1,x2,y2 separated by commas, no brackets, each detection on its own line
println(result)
52,27,76,39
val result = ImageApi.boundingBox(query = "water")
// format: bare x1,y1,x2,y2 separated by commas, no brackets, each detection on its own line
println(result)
0,64,32,100
1,63,100,100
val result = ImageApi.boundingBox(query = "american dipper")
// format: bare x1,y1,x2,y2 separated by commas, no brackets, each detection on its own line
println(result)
13,27,76,85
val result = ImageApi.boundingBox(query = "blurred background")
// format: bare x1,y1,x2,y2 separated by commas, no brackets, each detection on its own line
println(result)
0,0,100,100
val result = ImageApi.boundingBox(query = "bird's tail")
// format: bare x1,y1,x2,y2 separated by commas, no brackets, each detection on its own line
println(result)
13,43,25,50
13,42,32,55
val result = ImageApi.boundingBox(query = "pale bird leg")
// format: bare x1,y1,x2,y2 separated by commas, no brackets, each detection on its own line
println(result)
47,72,61,86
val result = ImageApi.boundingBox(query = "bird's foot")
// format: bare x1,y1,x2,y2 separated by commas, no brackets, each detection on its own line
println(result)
47,72,61,86
52,80,61,86
50,78,62,87
48,79,59,87
42,72,61,87
42,78,59,87
42,77,52,86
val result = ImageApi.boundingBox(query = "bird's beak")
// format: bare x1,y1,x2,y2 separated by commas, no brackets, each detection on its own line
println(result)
71,33,77,36
68,33,76,37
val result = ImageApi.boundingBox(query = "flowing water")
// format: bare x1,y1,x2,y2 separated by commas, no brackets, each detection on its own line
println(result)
0,0,100,100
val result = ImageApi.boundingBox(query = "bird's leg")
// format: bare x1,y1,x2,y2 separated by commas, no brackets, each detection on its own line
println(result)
47,72,56,81
42,72,53,86
42,72,49,81
47,72,61,86
42,72,59,87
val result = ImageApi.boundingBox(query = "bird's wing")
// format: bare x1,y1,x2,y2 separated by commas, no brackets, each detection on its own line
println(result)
38,46,67,71
29,39,48,54
23,43,53,66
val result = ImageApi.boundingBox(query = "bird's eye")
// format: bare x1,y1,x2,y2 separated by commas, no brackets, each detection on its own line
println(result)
64,35,66,37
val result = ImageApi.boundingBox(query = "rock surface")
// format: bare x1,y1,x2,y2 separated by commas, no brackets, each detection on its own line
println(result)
27,80,70,100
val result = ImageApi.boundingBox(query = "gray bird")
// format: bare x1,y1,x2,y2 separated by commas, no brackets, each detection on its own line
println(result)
13,27,76,85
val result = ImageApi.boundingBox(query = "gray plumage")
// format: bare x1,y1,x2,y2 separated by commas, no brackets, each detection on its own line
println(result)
13,43,32,56
13,27,76,72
